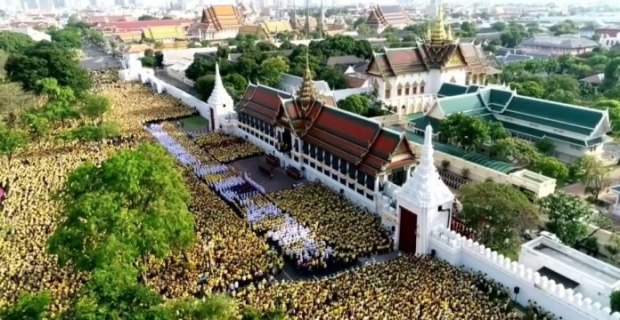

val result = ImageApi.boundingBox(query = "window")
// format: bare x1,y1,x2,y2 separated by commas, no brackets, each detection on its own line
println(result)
570,144,582,150
420,86,425,93
413,86,417,94
397,88,402,96
405,87,410,95
385,89,391,99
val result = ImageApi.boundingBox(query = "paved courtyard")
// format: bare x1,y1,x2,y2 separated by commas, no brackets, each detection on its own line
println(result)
230,155,309,194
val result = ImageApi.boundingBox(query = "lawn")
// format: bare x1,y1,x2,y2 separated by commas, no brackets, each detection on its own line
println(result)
179,116,209,130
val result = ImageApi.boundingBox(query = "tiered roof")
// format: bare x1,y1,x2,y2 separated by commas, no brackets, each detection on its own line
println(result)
190,5,244,33
365,5,411,28
236,62,416,176
142,26,186,41
367,7,496,76
414,83,611,148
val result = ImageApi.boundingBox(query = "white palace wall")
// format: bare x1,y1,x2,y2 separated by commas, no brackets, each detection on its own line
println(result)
430,227,620,320
119,61,212,119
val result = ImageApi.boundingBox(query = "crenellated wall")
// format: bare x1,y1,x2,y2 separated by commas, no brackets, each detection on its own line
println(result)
430,227,620,320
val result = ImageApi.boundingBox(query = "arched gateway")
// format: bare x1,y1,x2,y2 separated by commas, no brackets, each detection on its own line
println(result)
395,124,455,255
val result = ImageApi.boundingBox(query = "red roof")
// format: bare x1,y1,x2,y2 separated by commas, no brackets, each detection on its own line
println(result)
99,19,194,32
236,83,416,176
596,28,620,38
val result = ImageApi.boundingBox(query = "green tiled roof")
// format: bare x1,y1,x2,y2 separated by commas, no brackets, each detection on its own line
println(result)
409,116,442,129
489,89,514,108
502,110,594,135
391,126,517,174
500,121,592,146
611,185,620,193
506,96,604,131
437,83,469,97
403,112,425,122
466,85,481,93
439,93,487,116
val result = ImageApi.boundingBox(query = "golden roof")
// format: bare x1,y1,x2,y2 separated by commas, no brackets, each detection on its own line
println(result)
142,26,186,40
238,25,267,37
116,31,142,42
126,44,150,54
260,20,292,34
297,52,319,103
430,5,446,45
201,5,243,30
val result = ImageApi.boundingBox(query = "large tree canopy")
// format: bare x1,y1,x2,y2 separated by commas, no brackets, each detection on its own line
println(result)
47,143,195,275
0,31,34,54
4,41,92,94
458,182,539,257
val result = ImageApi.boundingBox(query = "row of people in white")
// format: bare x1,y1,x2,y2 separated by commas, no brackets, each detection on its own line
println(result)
146,125,331,267
243,172,265,194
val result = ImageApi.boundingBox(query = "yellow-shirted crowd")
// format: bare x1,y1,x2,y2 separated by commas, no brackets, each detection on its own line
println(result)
196,132,262,163
0,75,195,313
237,255,521,320
147,123,283,297
270,183,393,265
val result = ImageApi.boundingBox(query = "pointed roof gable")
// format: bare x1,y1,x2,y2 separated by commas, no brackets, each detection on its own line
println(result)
399,125,454,208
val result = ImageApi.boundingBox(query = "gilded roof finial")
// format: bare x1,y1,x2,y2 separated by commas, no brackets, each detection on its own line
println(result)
431,4,446,45
297,49,318,103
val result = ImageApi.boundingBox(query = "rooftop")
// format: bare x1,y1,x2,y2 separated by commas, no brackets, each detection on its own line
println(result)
519,35,599,49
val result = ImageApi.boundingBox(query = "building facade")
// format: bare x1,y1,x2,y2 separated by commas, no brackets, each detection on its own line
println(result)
365,5,411,34
233,61,417,218
366,7,498,115
518,35,599,56
187,5,244,42
597,28,620,49
410,82,612,163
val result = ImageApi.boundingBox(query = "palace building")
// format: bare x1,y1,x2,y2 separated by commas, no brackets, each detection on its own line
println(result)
187,5,244,42
232,59,417,213
366,6,500,115
409,82,612,163
365,5,412,34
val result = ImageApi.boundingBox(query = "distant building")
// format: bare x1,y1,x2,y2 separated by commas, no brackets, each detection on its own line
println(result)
187,5,244,42
517,35,599,56
365,5,411,34
596,28,620,49
238,20,292,39
142,26,187,43
11,27,51,41
95,19,193,33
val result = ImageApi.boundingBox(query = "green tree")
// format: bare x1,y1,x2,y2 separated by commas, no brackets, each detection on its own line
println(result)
195,74,216,101
574,155,611,200
338,94,371,115
535,138,555,154
64,262,163,320
259,56,289,88
0,31,34,53
223,73,248,101
491,137,540,165
318,65,347,90
158,295,238,320
458,182,539,258
0,121,26,167
439,113,490,151
510,81,545,98
539,191,591,246
487,121,509,143
531,156,569,180
491,22,507,32
138,15,158,21
612,291,620,313
4,41,92,94
81,94,111,122
47,144,195,280
185,58,215,81
22,110,49,141
0,292,51,320
48,27,82,49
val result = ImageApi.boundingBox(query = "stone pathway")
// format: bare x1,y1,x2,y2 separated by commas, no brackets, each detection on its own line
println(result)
229,155,309,194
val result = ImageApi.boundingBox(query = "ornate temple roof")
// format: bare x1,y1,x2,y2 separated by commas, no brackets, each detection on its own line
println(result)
398,124,454,208
236,62,416,176
365,5,411,28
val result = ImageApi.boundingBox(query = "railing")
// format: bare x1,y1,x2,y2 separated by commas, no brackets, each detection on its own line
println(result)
450,217,477,240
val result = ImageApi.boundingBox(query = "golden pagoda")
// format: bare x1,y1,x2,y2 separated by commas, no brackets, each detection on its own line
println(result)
296,51,319,104
430,5,447,46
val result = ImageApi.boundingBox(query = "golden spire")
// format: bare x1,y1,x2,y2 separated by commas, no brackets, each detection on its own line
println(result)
298,50,318,103
430,5,446,45
447,23,453,41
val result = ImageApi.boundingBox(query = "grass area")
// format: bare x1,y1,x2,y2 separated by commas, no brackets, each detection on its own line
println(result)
179,116,209,130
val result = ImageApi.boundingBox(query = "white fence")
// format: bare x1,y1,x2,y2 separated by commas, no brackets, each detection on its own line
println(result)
430,227,620,320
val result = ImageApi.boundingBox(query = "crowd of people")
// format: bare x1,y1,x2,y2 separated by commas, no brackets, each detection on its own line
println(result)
0,75,195,313
237,255,520,320
145,122,284,297
196,132,262,163
271,183,394,265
